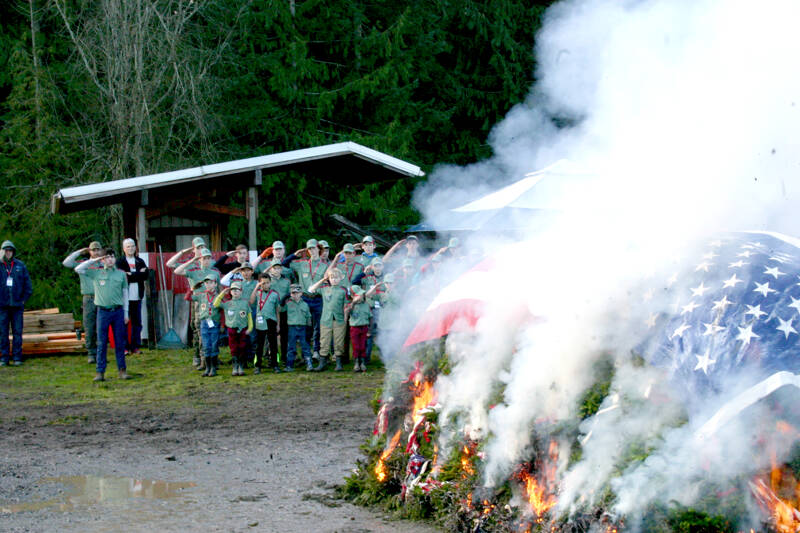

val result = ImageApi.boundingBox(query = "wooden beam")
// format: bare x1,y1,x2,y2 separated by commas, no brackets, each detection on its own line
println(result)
247,186,258,250
194,202,246,218
136,207,147,252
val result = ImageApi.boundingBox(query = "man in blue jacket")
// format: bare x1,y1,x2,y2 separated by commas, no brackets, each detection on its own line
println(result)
0,241,33,366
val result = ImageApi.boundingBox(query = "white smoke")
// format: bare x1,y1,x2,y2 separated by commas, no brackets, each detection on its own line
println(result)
391,0,800,525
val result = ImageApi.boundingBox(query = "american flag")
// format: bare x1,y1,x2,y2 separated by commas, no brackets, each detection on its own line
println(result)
639,231,800,405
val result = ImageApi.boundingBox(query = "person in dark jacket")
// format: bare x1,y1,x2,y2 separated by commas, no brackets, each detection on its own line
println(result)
116,238,149,354
0,241,33,366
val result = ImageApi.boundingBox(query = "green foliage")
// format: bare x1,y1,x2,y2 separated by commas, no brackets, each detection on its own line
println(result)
577,356,615,419
665,507,735,533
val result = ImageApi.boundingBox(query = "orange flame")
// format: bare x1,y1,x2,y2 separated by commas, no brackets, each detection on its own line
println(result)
374,429,402,483
461,445,476,477
411,379,435,426
519,440,559,521
750,443,800,533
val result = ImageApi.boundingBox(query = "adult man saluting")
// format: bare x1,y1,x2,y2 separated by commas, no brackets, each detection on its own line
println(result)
0,241,33,367
63,241,104,363
76,248,130,382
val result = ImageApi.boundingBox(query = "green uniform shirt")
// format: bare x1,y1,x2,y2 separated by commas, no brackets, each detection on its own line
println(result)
63,254,102,295
239,279,258,303
336,260,364,287
378,291,398,329
256,262,292,280
185,266,221,295
218,297,251,330
253,288,280,329
319,284,349,327
192,291,221,323
286,299,312,326
356,253,381,268
269,276,291,311
348,298,372,327
290,258,327,296
84,267,128,307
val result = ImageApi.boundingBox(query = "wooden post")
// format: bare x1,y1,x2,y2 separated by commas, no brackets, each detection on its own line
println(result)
247,183,258,251
136,207,147,252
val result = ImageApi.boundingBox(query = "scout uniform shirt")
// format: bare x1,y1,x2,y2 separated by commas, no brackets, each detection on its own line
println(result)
217,297,251,331
239,279,258,303
63,252,103,295
186,265,221,296
286,298,312,327
356,252,380,268
253,288,280,330
269,276,291,312
336,260,363,288
290,257,327,296
319,284,349,327
84,266,128,307
191,291,221,323
348,297,372,327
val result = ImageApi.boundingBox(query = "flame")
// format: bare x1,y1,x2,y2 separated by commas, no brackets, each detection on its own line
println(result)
519,440,559,521
374,429,402,483
461,445,475,477
750,459,800,532
411,379,435,426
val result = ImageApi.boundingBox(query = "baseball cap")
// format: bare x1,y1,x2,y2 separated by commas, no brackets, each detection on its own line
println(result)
89,241,102,250
362,236,374,244
230,281,243,290
204,273,218,281
290,284,302,293
371,258,383,266
406,235,418,241
306,238,318,248
272,240,285,249
343,243,355,253
319,240,330,249
269,259,282,268
200,248,212,257
192,237,206,248
240,262,253,270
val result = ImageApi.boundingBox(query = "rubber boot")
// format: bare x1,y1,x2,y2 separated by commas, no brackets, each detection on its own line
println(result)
93,372,105,382
198,355,206,371
231,357,238,376
335,356,343,372
208,357,218,377
313,356,328,372
202,357,211,377
353,359,361,372
193,354,201,367
305,357,313,371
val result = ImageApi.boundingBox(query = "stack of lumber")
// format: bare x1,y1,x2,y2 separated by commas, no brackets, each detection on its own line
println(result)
19,308,85,355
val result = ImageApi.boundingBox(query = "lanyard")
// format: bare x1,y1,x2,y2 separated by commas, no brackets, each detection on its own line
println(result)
206,292,214,307
4,260,13,277
258,289,276,311
346,261,357,280
307,258,322,280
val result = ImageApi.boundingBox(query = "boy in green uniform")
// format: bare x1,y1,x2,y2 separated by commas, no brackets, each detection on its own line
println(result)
221,262,258,366
267,259,291,365
213,281,252,376
330,243,364,287
191,274,221,377
174,247,220,369
285,239,327,358
62,241,104,363
346,285,372,372
285,284,313,371
249,273,281,373
75,248,130,382
309,268,349,371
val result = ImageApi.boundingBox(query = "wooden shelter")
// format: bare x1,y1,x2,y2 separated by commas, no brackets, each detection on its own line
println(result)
51,142,425,252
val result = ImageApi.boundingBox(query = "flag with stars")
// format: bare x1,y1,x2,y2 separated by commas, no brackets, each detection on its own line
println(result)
639,231,800,406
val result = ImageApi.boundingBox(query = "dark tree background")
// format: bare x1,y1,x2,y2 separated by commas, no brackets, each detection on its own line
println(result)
0,0,553,315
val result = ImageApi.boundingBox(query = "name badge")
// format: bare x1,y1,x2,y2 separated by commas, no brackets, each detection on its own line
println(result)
6,278,12,287
256,315,265,324
206,319,215,328
99,280,106,286
227,310,234,316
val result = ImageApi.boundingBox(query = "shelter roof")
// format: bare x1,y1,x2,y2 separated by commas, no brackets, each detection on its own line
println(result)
51,142,425,214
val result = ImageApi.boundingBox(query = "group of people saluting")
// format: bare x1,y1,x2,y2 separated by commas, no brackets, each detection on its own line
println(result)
58,233,460,382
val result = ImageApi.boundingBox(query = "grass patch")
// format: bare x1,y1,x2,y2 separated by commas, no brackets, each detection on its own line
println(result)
0,348,385,409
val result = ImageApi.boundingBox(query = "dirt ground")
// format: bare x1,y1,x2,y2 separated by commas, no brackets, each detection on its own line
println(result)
0,363,440,533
